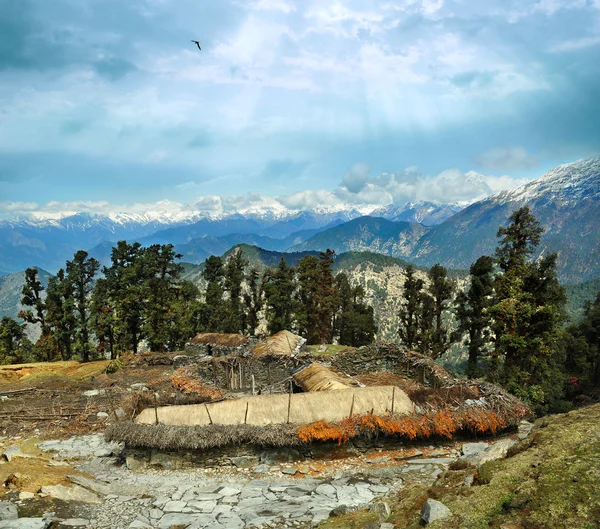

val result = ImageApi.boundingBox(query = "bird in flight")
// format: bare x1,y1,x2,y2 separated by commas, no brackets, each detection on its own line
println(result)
191,40,201,50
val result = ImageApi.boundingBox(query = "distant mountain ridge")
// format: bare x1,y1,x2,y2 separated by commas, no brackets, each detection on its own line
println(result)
0,202,460,274
410,157,600,282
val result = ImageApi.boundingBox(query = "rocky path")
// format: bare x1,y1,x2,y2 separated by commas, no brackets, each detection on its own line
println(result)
0,429,527,529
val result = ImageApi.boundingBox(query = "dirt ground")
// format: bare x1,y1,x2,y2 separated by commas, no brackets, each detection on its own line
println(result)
0,356,178,439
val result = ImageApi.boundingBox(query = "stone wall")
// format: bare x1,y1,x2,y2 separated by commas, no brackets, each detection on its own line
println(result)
331,344,455,388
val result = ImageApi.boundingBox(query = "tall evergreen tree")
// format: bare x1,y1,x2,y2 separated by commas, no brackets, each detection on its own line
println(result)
242,267,263,336
491,207,567,412
425,264,455,359
0,317,32,365
90,277,117,359
398,264,424,349
103,241,147,355
143,244,183,352
223,250,248,333
45,269,77,361
263,256,296,334
334,273,377,347
314,250,337,344
296,255,320,343
455,255,495,377
66,250,99,362
200,255,226,332
19,268,54,360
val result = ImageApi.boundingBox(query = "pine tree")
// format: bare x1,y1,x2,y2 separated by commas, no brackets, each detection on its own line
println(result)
263,256,296,334
335,273,377,346
314,250,337,344
90,277,117,359
296,255,320,343
425,264,455,359
200,255,226,332
398,264,424,349
0,317,32,365
143,244,183,352
491,207,567,412
66,250,99,362
45,269,77,361
223,249,248,333
102,241,147,355
19,268,54,361
455,255,495,377
242,267,263,336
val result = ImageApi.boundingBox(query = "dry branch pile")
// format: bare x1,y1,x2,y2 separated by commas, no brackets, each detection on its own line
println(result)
171,367,225,400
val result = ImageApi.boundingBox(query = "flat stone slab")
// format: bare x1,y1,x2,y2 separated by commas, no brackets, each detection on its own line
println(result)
0,501,18,521
408,458,456,465
40,485,101,504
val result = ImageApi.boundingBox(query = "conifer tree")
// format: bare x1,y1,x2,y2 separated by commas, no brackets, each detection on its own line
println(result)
90,277,117,359
242,267,263,336
0,317,32,365
491,207,567,412
455,255,495,377
19,268,54,360
66,250,99,362
296,255,320,343
335,273,377,346
142,244,183,352
223,249,248,333
45,269,77,361
426,264,455,359
398,264,424,349
263,256,296,334
314,250,337,344
102,241,147,355
200,255,226,332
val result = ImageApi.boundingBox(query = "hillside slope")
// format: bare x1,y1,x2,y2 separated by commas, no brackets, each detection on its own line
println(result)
411,157,600,282
289,217,430,258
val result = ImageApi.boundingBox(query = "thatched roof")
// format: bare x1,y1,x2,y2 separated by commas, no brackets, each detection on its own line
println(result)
293,363,362,392
250,330,306,358
135,385,414,427
190,333,249,347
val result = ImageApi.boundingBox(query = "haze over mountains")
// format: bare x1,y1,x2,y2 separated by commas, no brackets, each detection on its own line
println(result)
0,157,599,284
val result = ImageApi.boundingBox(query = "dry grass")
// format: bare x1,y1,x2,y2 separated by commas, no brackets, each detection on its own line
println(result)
105,421,301,450
293,363,360,392
357,372,423,392
171,367,226,400
250,330,304,358
0,360,110,384
190,333,249,347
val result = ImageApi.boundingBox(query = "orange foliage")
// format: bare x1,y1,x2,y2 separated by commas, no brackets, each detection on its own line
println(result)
296,408,513,445
297,419,355,445
171,368,224,400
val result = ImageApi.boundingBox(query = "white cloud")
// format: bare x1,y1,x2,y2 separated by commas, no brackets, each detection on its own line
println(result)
549,35,600,52
251,0,297,14
477,147,539,170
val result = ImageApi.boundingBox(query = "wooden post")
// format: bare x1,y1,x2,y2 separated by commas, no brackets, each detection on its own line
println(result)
349,394,355,418
212,360,217,386
244,401,249,424
251,374,256,396
391,386,395,415
205,404,213,425
287,392,292,424
268,364,272,394
153,394,159,425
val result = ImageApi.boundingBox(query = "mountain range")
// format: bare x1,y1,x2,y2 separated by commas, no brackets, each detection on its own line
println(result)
0,201,461,275
1,157,599,285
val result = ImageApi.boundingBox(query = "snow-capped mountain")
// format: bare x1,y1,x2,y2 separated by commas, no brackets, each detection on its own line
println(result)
411,157,600,282
371,201,463,226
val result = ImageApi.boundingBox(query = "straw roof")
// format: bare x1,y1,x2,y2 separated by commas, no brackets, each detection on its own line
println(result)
134,385,414,427
251,330,305,358
293,363,362,392
190,333,249,347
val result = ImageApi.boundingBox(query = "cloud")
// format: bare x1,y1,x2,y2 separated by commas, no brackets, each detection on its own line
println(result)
342,163,370,193
477,147,539,170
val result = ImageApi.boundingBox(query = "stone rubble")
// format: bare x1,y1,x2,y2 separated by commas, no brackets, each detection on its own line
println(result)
0,433,521,528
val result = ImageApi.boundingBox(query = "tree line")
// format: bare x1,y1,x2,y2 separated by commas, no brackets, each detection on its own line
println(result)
397,207,600,413
0,244,377,364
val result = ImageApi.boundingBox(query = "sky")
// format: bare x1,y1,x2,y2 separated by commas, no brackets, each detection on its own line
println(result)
1,0,599,218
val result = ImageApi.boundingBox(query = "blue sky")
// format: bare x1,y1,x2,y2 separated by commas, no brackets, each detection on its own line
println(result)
1,0,599,217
